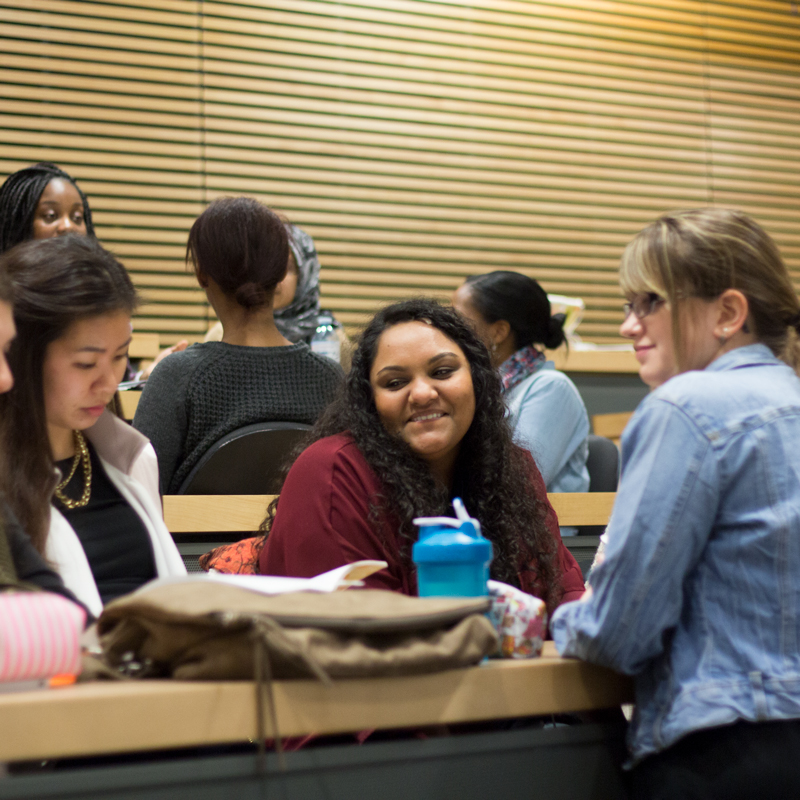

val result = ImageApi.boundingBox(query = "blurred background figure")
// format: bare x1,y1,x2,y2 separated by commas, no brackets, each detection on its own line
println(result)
204,223,351,371
453,271,590,513
0,162,93,254
134,198,343,494
0,162,187,379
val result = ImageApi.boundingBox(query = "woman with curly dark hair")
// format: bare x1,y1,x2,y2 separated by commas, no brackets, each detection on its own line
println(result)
258,298,584,612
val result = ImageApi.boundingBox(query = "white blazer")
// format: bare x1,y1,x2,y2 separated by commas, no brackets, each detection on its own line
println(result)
45,410,186,617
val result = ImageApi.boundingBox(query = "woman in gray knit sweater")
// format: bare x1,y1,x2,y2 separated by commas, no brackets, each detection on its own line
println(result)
133,198,343,494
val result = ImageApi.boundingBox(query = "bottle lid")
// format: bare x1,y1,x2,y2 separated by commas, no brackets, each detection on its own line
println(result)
412,499,493,563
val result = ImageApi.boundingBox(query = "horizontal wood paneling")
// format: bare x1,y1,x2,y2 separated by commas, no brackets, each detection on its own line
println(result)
0,1,205,343
0,1,798,344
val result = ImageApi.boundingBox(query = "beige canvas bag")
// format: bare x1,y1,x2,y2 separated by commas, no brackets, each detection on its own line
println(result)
97,582,498,682
97,582,498,760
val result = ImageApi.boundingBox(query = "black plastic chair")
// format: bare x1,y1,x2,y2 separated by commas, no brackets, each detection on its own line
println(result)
177,421,312,495
573,435,621,577
586,434,620,493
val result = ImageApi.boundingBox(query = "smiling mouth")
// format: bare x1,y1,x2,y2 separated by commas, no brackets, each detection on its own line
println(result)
409,412,446,423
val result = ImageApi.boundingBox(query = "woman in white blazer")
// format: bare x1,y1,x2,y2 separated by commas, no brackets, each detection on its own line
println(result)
0,236,185,617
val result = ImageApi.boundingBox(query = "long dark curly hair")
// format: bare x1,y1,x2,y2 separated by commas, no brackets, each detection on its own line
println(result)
262,298,563,609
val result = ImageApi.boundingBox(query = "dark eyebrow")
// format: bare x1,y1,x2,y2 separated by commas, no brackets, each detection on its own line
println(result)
376,351,460,376
75,336,132,354
39,201,83,208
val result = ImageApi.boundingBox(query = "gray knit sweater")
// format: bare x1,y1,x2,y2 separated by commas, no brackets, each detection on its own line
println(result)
132,342,343,494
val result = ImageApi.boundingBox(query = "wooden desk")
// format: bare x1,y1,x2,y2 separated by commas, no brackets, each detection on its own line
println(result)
547,348,638,375
129,332,160,360
162,493,615,534
163,493,614,574
118,390,141,421
0,642,630,763
0,645,632,799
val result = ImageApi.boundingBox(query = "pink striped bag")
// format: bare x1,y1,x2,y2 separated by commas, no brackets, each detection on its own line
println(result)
0,592,85,682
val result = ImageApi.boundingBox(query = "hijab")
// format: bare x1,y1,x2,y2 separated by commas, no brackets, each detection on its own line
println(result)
274,224,321,344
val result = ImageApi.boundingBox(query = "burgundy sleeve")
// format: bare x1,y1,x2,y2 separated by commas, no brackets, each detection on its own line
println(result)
557,544,585,604
519,449,585,606
258,437,411,593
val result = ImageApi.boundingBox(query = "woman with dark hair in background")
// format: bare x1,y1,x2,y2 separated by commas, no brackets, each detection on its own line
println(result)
0,162,94,253
133,197,342,494
0,237,185,617
452,271,590,505
259,298,583,612
206,224,322,344
204,223,352,369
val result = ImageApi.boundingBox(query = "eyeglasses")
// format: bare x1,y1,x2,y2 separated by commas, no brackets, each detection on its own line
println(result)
623,292,666,321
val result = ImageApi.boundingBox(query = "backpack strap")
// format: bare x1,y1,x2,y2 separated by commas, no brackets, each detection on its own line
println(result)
0,507,39,592
0,508,20,586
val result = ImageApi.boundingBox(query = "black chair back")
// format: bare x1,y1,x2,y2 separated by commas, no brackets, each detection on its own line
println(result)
177,421,312,495
586,434,620,492
575,434,620,550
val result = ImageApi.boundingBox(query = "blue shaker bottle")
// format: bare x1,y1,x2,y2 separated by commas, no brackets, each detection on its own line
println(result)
412,499,493,597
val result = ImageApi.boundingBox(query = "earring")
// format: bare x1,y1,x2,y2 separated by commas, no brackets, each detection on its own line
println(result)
718,327,729,346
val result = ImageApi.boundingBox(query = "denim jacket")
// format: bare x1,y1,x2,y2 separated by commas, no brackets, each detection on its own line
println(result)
551,344,800,764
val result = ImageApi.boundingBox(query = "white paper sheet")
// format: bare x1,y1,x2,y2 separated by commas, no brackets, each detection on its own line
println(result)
140,560,389,597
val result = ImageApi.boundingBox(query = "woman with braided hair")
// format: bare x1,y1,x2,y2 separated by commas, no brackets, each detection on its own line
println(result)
0,163,192,379
552,209,800,798
0,162,93,253
258,298,584,613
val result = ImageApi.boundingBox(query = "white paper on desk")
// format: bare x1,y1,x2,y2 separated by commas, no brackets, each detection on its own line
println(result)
144,560,388,596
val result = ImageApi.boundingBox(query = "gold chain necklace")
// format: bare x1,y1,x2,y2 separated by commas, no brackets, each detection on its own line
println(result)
54,431,92,509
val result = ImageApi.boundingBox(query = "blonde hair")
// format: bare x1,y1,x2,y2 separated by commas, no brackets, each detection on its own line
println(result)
620,208,800,373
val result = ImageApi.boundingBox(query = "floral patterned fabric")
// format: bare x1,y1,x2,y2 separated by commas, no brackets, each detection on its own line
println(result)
199,536,265,574
497,344,547,394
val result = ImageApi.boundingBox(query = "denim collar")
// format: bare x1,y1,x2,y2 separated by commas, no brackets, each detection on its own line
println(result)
704,343,777,373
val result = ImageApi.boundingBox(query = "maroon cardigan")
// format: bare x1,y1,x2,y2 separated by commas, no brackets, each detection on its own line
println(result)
259,433,585,605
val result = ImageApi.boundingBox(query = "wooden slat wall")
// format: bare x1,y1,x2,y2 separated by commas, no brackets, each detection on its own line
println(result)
1,1,798,344
0,0,208,344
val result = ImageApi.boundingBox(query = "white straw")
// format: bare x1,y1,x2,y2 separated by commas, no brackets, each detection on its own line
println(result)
452,497,470,522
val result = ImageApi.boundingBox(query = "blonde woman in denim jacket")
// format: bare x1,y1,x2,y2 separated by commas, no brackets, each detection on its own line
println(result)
552,209,800,799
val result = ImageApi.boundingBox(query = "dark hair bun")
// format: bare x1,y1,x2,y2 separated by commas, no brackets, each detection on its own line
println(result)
234,281,269,310
186,197,288,310
543,312,567,350
464,270,560,351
